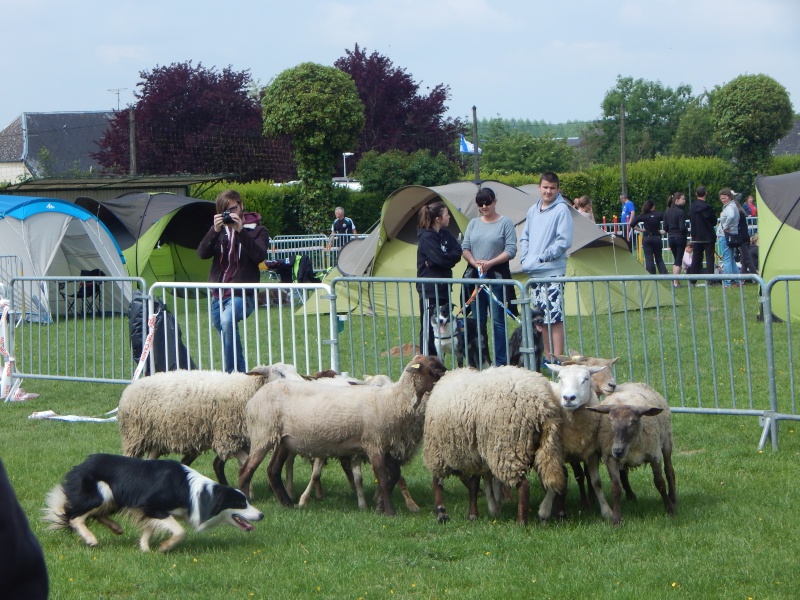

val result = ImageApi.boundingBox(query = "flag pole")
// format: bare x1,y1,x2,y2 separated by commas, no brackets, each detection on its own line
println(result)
472,106,480,182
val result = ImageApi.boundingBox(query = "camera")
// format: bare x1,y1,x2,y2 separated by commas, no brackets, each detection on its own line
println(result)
221,209,233,224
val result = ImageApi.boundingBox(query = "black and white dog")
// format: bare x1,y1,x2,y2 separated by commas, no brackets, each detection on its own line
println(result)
508,307,546,371
44,454,263,552
431,304,491,369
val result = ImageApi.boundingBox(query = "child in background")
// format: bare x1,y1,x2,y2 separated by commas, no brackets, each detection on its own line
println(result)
681,243,693,274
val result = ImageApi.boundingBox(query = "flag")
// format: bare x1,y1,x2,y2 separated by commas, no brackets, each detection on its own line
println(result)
459,134,482,155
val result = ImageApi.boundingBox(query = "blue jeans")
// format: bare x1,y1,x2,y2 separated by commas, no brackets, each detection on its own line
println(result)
472,284,508,366
719,236,737,286
211,293,255,373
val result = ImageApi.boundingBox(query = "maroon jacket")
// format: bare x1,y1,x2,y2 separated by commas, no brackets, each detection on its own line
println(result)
197,212,270,287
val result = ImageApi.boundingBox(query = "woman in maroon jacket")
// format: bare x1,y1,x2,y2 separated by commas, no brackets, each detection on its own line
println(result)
197,190,270,372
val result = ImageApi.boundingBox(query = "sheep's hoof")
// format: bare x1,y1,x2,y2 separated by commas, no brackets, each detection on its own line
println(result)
435,506,449,524
467,514,477,522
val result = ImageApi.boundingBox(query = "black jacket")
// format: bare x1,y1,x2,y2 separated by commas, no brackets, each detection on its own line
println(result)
663,206,688,239
631,210,664,237
689,199,717,243
416,227,462,301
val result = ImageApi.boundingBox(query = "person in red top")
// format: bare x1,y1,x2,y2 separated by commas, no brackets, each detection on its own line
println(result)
197,190,269,372
743,195,757,217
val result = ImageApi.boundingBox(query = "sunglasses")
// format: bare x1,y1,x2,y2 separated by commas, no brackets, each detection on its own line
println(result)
476,198,495,207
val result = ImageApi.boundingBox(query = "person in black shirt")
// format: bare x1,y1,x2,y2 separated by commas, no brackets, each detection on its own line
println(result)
689,185,718,285
664,192,689,287
630,198,668,275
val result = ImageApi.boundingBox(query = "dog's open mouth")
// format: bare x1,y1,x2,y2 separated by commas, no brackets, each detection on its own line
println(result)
232,514,256,532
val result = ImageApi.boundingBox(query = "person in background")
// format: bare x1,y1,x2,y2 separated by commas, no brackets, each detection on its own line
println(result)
520,172,573,360
743,195,757,217
197,189,270,372
630,198,668,275
329,207,357,248
620,193,635,249
689,185,717,286
748,234,759,267
461,187,517,366
664,192,689,287
681,243,694,273
574,195,596,222
733,197,758,276
717,187,740,288
416,201,463,356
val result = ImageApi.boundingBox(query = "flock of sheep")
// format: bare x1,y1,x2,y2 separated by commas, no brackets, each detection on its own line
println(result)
116,353,676,526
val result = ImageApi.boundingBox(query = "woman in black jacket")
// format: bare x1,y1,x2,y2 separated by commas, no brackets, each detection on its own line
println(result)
416,200,463,356
630,198,668,275
664,192,689,287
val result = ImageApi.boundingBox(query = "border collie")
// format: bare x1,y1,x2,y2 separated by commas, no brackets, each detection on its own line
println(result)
44,454,263,552
431,304,491,369
508,307,546,371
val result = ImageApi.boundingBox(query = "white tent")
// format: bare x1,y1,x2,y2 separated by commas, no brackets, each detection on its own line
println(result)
0,195,130,321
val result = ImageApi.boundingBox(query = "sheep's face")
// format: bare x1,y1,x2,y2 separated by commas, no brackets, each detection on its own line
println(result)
588,404,664,459
553,355,619,396
406,355,447,408
592,366,617,396
549,364,606,411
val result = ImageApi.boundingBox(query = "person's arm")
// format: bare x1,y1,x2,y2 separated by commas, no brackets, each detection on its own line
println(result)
239,226,270,263
197,223,222,259
542,208,573,262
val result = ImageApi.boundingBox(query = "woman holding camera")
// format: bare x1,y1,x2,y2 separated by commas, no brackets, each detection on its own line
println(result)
197,189,270,372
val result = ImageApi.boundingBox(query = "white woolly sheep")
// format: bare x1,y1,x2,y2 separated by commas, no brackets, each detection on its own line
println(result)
422,365,565,525
546,363,614,519
238,355,447,516
587,382,677,526
117,364,302,485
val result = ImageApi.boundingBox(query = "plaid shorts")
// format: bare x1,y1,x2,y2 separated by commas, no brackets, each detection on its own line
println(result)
530,280,564,325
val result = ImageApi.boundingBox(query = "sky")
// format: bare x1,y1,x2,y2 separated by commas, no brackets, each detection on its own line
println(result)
2,0,799,130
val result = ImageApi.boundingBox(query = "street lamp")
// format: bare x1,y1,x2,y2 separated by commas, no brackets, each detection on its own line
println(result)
342,152,354,181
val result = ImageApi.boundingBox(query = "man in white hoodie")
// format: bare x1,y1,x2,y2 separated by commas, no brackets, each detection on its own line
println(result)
519,172,574,359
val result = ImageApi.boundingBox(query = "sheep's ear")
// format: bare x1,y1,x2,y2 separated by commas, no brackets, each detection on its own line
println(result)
552,354,571,364
635,406,664,417
586,404,612,414
246,366,271,377
407,363,422,371
548,364,563,374
587,365,608,374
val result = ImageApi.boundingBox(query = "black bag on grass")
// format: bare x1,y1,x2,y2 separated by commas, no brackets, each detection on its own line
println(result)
128,293,196,375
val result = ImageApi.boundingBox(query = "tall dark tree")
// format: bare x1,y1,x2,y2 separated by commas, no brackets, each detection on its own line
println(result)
334,45,462,162
93,61,294,181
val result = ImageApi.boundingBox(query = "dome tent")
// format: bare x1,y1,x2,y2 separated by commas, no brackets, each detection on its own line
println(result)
0,195,129,320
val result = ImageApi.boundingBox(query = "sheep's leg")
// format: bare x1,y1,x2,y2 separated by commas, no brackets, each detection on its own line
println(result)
146,450,161,460
369,452,396,516
466,475,481,521
211,455,229,486
663,449,677,506
340,456,357,492
267,446,295,507
180,451,199,467
571,460,591,509
605,458,624,526
299,458,324,506
620,467,637,502
397,476,420,513
585,454,613,519
484,475,500,517
516,476,530,525
284,452,295,500
238,446,271,501
649,458,675,516
432,476,449,523
350,457,368,511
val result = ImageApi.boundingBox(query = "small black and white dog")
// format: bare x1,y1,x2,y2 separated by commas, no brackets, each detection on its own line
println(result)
508,307,546,371
44,454,263,552
431,304,491,369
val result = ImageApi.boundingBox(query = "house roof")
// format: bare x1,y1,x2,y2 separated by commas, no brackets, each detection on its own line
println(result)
773,119,800,156
0,111,112,176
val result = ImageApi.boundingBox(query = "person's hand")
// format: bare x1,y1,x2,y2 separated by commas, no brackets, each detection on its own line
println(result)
230,212,243,233
213,213,224,232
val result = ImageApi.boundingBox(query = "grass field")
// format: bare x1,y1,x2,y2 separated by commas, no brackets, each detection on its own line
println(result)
4,375,800,599
4,279,800,598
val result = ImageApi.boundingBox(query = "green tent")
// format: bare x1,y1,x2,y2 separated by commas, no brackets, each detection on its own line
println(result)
307,181,669,316
76,192,216,288
755,171,800,322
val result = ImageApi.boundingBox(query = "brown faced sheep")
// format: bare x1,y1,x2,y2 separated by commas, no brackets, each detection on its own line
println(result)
117,364,302,485
588,382,677,526
238,355,447,516
422,366,565,525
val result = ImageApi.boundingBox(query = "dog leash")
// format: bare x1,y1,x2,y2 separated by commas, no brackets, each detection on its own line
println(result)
464,268,521,324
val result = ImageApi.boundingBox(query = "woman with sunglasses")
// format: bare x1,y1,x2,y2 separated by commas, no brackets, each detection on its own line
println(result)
461,187,517,366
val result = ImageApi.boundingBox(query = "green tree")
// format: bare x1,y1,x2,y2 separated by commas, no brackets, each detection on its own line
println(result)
594,76,692,163
712,74,793,179
356,149,460,197
670,92,723,158
480,118,574,174
262,62,365,232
